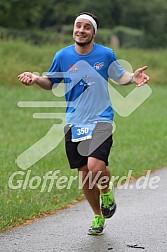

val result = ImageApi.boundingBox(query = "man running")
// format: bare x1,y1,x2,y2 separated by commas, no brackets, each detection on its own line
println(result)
18,12,150,235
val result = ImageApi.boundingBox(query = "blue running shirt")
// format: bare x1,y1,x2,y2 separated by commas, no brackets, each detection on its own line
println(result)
47,43,125,124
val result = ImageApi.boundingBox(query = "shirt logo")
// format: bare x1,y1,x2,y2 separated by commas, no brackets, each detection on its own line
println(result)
68,64,78,73
94,62,104,70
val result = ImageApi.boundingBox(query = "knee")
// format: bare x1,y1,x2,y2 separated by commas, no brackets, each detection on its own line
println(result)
78,165,89,181
90,168,102,180
87,157,105,178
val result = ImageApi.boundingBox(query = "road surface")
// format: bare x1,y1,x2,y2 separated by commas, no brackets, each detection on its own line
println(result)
0,168,167,252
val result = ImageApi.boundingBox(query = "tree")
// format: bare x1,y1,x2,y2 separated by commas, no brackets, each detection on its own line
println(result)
0,0,167,47
119,0,167,47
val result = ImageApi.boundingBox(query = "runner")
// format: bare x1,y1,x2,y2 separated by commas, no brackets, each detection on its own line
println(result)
18,12,150,235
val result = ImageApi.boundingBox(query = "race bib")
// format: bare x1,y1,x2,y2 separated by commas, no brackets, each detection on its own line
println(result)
71,124,96,142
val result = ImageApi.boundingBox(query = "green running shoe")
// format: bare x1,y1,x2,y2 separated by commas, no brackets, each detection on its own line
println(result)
88,215,105,235
101,189,116,218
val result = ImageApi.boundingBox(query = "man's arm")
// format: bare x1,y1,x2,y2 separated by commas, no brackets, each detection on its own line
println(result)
18,72,53,90
117,66,150,87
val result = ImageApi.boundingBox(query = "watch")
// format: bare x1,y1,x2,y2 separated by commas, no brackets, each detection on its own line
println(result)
129,73,134,84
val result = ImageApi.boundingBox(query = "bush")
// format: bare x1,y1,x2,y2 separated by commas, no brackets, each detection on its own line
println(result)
94,28,112,45
112,26,144,48
0,26,73,45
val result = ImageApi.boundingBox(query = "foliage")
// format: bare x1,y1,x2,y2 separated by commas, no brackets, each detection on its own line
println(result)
0,26,73,45
118,0,167,48
0,0,167,48
94,28,112,45
112,26,144,48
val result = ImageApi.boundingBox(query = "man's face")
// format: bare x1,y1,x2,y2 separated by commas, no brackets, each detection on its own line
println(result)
73,19,95,46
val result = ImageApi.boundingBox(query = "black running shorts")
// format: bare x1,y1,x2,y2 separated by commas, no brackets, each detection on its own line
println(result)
64,122,113,169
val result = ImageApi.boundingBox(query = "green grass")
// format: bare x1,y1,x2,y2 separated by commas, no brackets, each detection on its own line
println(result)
0,84,82,231
111,84,167,176
114,47,167,85
0,40,167,85
0,40,167,232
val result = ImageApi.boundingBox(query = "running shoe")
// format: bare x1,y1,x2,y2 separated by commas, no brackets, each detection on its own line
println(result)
88,215,105,235
101,189,116,218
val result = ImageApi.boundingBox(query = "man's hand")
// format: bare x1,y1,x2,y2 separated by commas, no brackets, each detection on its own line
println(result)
133,66,150,87
18,72,39,86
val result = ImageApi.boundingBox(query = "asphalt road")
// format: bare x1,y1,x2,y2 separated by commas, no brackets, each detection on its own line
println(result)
0,168,167,252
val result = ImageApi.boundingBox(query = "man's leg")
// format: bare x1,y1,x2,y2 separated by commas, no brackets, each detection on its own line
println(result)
78,157,110,215
78,164,101,215
88,157,111,194
88,157,116,219
78,157,112,235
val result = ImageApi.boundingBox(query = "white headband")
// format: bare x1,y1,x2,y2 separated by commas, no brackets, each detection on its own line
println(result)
75,14,97,34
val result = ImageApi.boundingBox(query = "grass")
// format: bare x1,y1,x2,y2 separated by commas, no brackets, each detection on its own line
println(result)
0,39,167,85
111,84,167,176
0,84,81,231
0,40,167,232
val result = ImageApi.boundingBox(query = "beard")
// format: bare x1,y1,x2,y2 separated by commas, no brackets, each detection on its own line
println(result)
74,35,94,47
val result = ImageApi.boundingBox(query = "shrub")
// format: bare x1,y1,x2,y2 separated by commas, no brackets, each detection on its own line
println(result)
0,26,70,45
112,26,144,48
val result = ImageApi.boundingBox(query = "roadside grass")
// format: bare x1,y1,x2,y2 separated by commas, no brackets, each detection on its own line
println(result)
0,84,81,231
111,84,167,177
0,39,167,85
0,83,166,232
0,39,62,86
0,40,167,231
114,47,167,85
